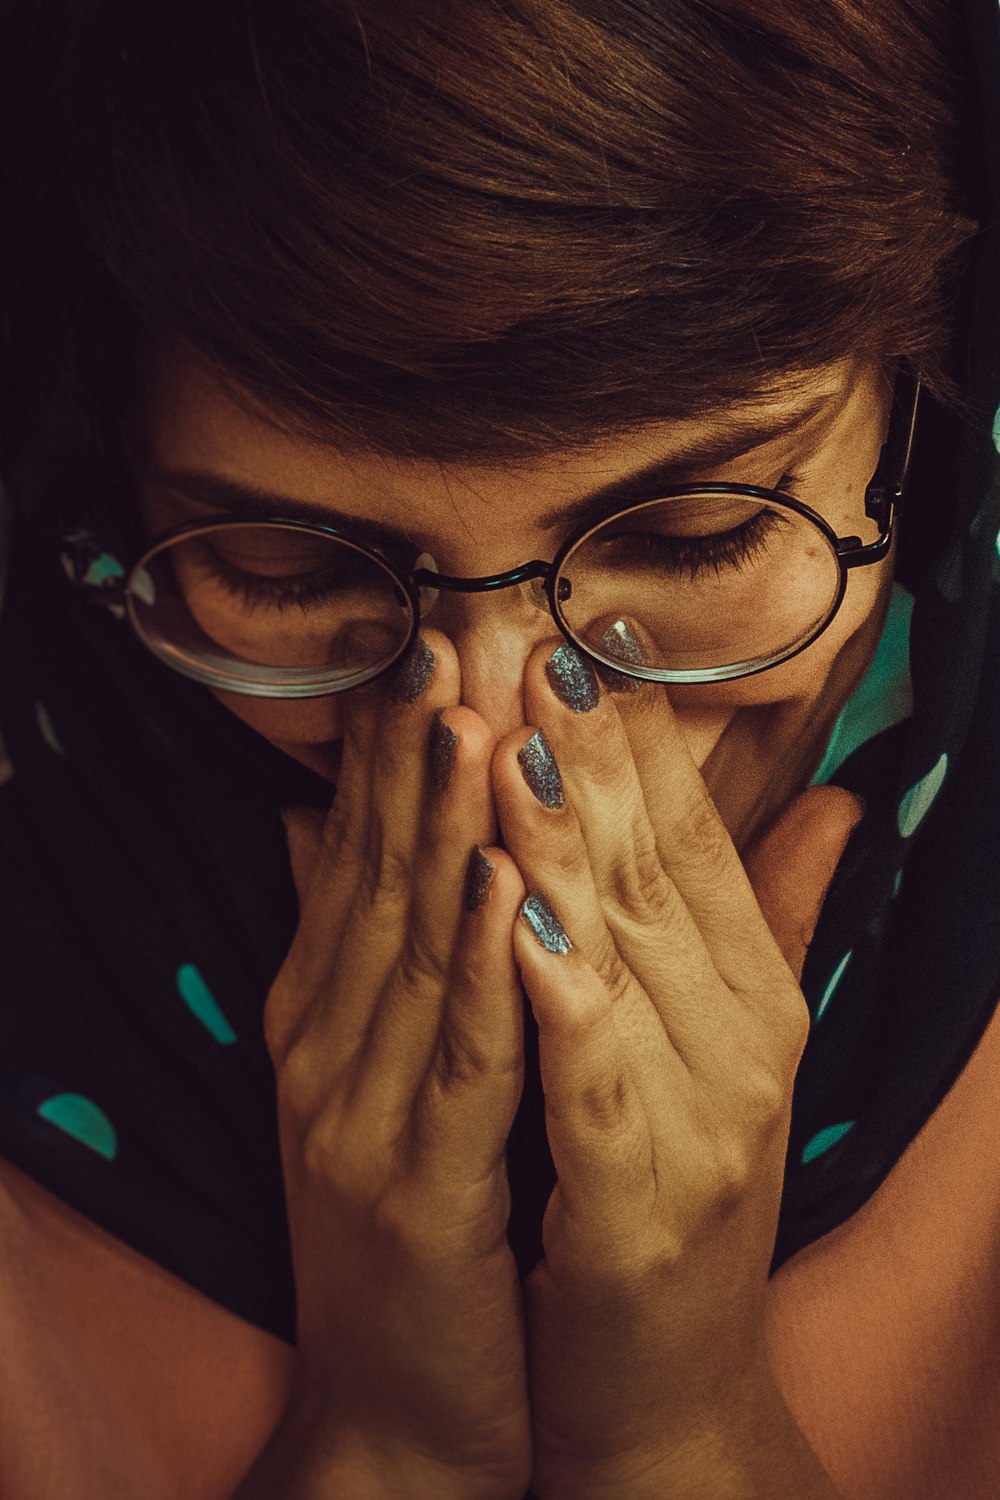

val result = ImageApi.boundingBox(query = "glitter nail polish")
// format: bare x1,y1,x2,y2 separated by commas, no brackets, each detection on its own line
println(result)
596,619,647,694
463,846,494,911
520,893,572,954
383,638,435,703
517,728,565,809
429,709,457,791
545,642,599,712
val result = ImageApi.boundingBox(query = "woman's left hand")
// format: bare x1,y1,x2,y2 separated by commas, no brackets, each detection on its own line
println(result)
491,639,866,1499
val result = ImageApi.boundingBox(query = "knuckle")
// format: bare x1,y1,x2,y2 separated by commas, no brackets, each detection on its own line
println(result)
706,1135,753,1216
607,825,686,934
673,790,731,877
275,1027,323,1112
433,1020,495,1092
368,1182,446,1257
743,1065,790,1136
300,1109,371,1203
733,1020,799,1120
715,1035,792,1136
397,925,450,995
262,1000,292,1070
300,1112,339,1184
779,990,812,1062
357,830,412,910
589,930,632,1004
317,793,364,872
262,976,300,1067
544,830,592,886
578,1069,632,1133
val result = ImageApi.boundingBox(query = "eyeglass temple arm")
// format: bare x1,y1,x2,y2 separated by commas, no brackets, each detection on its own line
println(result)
863,367,922,529
837,366,921,570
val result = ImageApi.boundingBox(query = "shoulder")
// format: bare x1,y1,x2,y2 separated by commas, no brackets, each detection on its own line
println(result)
0,1155,295,1500
765,991,1000,1499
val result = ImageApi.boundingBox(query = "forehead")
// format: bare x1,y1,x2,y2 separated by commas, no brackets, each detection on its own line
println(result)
141,341,862,521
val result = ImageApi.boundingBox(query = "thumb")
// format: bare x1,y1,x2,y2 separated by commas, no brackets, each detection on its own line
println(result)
742,785,866,984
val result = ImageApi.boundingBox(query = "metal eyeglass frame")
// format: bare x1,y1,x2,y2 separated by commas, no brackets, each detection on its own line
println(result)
62,363,921,696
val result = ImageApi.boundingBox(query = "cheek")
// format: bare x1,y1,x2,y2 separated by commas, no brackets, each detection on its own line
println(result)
665,543,894,773
210,688,345,782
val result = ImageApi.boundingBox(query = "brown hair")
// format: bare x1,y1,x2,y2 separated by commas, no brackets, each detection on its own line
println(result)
0,0,987,516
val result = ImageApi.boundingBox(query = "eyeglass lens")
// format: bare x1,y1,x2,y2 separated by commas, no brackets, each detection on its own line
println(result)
127,492,842,692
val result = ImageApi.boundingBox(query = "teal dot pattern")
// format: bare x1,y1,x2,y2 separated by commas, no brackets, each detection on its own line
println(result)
809,582,914,788
176,963,237,1044
83,553,125,588
801,1120,855,1164
815,950,853,1023
2,352,1000,1336
36,1094,118,1160
896,753,948,838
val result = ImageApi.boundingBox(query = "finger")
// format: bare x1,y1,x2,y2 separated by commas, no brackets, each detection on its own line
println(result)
287,676,380,919
266,685,385,1058
413,848,528,1196
493,717,701,1079
513,899,660,1244
350,628,462,920
523,636,787,995
356,704,502,1114
294,629,455,913
287,631,462,1059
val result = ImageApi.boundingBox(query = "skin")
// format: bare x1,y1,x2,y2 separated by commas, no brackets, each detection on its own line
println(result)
138,344,895,856
136,344,888,1497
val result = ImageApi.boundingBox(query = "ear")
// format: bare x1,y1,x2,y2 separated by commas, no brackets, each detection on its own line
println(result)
742,785,866,984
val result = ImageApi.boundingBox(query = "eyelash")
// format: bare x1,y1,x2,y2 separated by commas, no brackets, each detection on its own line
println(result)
593,470,808,582
189,469,810,607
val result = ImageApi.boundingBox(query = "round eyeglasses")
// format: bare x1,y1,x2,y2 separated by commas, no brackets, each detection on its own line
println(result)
61,366,921,697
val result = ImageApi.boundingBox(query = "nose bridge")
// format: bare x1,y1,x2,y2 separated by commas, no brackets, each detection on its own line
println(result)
424,579,559,736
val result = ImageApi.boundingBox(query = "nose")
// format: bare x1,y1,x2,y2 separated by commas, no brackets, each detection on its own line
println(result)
421,581,560,739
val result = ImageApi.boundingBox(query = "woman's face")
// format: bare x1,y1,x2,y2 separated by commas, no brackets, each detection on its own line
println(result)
138,346,896,853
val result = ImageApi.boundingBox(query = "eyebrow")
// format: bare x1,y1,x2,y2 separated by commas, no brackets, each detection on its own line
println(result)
141,390,836,549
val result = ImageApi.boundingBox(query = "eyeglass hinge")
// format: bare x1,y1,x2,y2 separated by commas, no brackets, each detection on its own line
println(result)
864,474,903,533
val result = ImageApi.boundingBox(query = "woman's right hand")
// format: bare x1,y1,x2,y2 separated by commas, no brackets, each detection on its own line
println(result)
261,633,532,1500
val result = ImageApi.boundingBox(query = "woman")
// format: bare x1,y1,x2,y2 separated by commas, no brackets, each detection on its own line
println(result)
0,1,998,1496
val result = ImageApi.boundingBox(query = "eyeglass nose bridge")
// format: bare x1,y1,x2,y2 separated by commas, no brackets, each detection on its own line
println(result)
410,556,571,615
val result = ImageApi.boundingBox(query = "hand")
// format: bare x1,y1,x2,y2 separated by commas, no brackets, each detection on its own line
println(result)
491,639,865,1498
264,632,532,1500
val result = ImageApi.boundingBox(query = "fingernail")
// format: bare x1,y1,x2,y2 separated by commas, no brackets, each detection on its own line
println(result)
520,893,572,954
429,709,457,791
463,845,494,911
517,728,565,809
383,638,435,703
596,619,646,694
545,642,599,713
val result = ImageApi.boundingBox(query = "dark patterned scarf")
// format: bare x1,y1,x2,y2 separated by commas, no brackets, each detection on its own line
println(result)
0,0,999,1344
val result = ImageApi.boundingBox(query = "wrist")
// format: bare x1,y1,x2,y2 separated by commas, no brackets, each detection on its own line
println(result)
534,1380,842,1500
337,1436,526,1500
236,1390,524,1500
